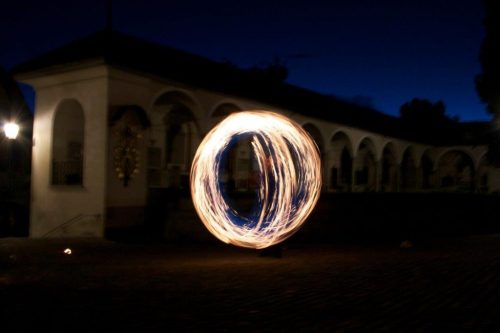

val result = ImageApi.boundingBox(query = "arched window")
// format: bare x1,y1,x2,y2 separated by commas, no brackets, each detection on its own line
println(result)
52,99,84,185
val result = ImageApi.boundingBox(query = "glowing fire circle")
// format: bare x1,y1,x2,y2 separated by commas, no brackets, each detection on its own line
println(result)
190,111,322,249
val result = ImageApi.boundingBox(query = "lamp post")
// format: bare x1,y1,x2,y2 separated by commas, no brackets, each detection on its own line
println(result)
2,121,19,236
4,122,19,140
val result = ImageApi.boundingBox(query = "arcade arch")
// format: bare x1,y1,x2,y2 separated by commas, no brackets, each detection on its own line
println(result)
148,91,200,189
400,147,418,191
420,150,435,190
302,123,325,188
329,131,353,191
436,150,475,192
354,137,377,192
210,102,242,129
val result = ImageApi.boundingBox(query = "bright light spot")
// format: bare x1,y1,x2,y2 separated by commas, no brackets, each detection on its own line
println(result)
191,111,322,249
63,248,72,255
3,122,19,140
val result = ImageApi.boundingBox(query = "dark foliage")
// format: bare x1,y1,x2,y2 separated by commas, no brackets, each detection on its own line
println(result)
476,0,500,164
248,57,289,83
476,0,500,115
399,98,461,144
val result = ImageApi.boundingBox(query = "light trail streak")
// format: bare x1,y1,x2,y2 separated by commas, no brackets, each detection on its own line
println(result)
190,111,321,249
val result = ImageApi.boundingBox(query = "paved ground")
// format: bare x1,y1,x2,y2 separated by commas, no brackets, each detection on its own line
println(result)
1,236,500,332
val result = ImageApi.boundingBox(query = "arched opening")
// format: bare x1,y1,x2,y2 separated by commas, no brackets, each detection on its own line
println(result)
477,154,489,193
303,123,325,190
51,99,84,186
303,124,324,153
329,131,353,191
224,136,259,193
421,151,434,190
212,103,241,118
354,137,377,192
149,91,200,189
210,103,242,129
340,147,353,189
437,150,475,192
381,143,398,192
211,104,257,192
401,147,418,191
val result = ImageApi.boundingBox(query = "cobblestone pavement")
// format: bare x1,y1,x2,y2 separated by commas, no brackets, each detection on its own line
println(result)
1,235,500,332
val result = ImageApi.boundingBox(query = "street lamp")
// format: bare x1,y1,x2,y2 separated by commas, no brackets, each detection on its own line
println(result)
4,122,19,140
2,121,20,236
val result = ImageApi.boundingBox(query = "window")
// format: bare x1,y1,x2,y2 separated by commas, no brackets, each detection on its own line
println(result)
52,99,84,186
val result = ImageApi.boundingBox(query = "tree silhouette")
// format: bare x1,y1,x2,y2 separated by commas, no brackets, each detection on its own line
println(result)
476,0,500,115
400,99,448,122
476,0,500,164
248,57,288,83
399,98,459,144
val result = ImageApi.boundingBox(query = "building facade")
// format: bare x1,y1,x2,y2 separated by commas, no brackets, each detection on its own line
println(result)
12,31,500,238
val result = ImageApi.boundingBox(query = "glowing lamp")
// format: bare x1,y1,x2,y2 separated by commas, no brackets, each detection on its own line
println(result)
4,122,19,140
190,111,322,249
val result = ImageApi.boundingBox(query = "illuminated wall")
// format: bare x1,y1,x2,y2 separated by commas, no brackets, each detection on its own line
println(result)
19,66,108,237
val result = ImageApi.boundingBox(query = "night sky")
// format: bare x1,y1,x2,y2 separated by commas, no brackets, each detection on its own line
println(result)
0,0,488,121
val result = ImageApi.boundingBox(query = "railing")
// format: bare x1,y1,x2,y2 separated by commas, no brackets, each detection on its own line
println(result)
42,213,101,238
52,160,83,185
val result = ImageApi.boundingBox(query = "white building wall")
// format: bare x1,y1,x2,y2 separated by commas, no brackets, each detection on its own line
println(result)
23,66,109,237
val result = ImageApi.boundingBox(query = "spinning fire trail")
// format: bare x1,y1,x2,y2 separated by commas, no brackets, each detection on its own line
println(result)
190,111,322,249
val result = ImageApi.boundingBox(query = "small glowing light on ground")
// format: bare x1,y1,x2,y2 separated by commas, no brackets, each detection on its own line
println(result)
191,111,322,249
3,122,20,140
63,248,72,255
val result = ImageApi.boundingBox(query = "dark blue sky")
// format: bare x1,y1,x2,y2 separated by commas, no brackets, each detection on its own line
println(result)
0,0,488,121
